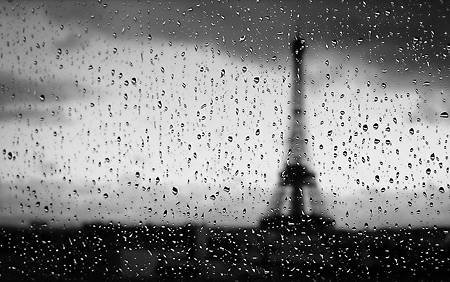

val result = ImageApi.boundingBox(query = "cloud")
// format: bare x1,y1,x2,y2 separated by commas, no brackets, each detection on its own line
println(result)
0,0,448,230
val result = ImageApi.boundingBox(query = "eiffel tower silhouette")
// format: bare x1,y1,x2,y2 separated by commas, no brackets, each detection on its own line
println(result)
261,34,333,231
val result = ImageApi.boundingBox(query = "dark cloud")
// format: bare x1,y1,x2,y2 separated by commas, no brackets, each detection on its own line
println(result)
38,0,448,69
0,71,79,105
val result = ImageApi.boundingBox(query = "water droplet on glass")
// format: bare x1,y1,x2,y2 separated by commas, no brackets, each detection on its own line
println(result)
362,124,368,132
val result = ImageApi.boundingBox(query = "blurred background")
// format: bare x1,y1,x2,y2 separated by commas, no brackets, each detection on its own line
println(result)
1,0,448,230
0,0,449,280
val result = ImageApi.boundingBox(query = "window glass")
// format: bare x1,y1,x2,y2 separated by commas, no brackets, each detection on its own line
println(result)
0,0,448,280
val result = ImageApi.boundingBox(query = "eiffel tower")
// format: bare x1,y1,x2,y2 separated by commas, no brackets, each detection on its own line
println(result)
260,34,333,232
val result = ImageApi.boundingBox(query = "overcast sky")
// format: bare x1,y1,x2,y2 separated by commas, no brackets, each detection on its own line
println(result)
0,0,448,230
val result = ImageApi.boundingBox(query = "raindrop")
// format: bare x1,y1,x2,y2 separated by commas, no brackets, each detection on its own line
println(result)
362,124,368,132
172,187,178,195
39,95,45,101
440,112,448,118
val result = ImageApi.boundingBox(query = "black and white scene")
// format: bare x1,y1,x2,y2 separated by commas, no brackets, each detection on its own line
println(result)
0,0,449,280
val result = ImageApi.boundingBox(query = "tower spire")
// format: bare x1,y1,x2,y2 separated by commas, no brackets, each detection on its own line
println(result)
288,35,307,166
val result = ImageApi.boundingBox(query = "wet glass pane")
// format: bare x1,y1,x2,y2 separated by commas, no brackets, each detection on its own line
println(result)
0,0,448,280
